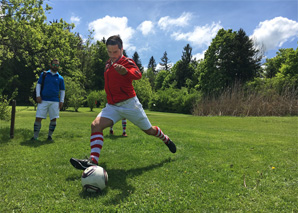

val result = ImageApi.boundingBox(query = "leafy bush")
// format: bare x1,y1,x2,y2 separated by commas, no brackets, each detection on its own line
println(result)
87,90,99,111
149,88,200,114
98,90,107,108
64,77,86,112
0,89,18,121
0,95,11,121
133,77,153,109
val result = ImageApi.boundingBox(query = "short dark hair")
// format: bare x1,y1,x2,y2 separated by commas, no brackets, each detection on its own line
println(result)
106,35,123,49
51,58,59,64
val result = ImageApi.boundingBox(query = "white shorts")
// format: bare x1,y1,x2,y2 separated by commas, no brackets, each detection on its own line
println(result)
98,96,152,130
36,101,60,120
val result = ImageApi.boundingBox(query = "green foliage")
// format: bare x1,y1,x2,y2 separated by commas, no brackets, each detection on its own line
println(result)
0,89,18,121
0,0,297,115
278,46,298,83
143,68,156,90
0,95,11,121
149,88,200,114
147,56,157,74
64,77,86,112
0,0,82,104
133,77,153,109
87,41,108,91
87,90,100,111
199,28,261,96
159,51,172,71
154,70,169,90
97,89,108,108
263,48,295,78
132,51,144,73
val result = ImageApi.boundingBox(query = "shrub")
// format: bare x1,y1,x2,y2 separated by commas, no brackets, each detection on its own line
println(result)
149,88,200,114
87,90,99,111
98,90,107,108
0,89,18,121
133,77,153,109
0,95,11,121
64,77,86,112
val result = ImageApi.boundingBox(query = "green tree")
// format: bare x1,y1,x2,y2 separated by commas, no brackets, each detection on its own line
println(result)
154,70,169,90
159,51,172,71
144,68,156,90
277,46,298,87
132,51,144,73
89,41,108,91
199,28,261,96
0,0,83,104
148,56,157,74
264,48,295,78
172,44,196,89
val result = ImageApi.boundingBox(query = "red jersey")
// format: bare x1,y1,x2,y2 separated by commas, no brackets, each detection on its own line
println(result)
104,55,142,104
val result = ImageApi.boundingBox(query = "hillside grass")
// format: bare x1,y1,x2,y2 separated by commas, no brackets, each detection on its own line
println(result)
0,107,297,212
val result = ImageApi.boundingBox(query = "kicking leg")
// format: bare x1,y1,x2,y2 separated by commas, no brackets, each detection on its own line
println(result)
143,126,176,153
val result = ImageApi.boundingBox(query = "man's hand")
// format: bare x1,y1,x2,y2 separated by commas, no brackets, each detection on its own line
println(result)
36,96,42,103
113,64,128,75
59,102,63,110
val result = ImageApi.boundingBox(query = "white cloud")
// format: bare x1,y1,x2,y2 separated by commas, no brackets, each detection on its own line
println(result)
88,15,135,51
193,50,206,60
158,12,192,31
172,22,222,48
70,15,81,26
251,17,298,51
137,21,154,36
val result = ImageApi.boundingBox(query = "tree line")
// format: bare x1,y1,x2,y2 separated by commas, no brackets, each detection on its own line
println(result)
1,0,297,118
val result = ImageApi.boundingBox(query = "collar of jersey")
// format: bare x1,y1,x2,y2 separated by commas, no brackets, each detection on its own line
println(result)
110,55,123,65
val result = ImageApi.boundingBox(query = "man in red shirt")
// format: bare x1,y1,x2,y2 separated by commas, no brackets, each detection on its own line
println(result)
70,35,176,170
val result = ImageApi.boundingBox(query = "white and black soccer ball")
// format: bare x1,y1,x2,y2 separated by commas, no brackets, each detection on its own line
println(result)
81,166,108,192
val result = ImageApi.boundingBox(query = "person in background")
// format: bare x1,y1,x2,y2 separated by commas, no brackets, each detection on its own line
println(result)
31,58,65,141
110,118,127,137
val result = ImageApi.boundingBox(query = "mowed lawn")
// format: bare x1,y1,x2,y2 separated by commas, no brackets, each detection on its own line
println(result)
0,107,297,212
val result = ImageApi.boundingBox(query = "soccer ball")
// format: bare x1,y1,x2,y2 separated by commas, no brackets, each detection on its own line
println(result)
81,166,108,192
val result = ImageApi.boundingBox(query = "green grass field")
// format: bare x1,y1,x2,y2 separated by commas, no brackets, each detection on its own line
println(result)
0,107,297,212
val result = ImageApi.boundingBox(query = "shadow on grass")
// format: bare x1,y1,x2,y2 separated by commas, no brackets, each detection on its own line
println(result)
77,158,175,204
20,138,55,147
0,127,54,147
105,134,130,140
0,127,11,144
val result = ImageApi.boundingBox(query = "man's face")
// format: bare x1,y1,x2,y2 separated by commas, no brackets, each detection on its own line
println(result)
107,45,123,62
51,60,60,72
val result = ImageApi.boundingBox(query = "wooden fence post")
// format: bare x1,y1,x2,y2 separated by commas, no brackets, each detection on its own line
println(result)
10,100,16,139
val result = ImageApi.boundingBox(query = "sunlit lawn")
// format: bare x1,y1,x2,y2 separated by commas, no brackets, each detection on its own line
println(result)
0,106,297,212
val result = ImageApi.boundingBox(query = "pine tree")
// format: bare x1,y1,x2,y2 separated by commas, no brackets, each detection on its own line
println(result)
159,51,172,71
132,51,144,73
148,56,157,74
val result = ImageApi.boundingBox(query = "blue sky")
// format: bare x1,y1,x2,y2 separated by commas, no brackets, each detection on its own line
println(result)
45,0,298,69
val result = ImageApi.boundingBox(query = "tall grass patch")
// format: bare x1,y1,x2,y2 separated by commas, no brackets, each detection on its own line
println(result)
193,83,298,116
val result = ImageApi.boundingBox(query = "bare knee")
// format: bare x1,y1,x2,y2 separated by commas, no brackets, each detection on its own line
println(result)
35,117,43,122
143,126,156,135
91,119,101,132
91,117,113,133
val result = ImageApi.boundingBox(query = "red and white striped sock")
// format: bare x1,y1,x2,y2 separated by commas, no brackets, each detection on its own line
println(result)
154,126,169,144
122,119,127,133
90,132,103,164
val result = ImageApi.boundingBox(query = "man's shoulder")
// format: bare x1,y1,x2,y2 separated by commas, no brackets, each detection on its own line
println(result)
120,56,136,65
55,72,64,79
